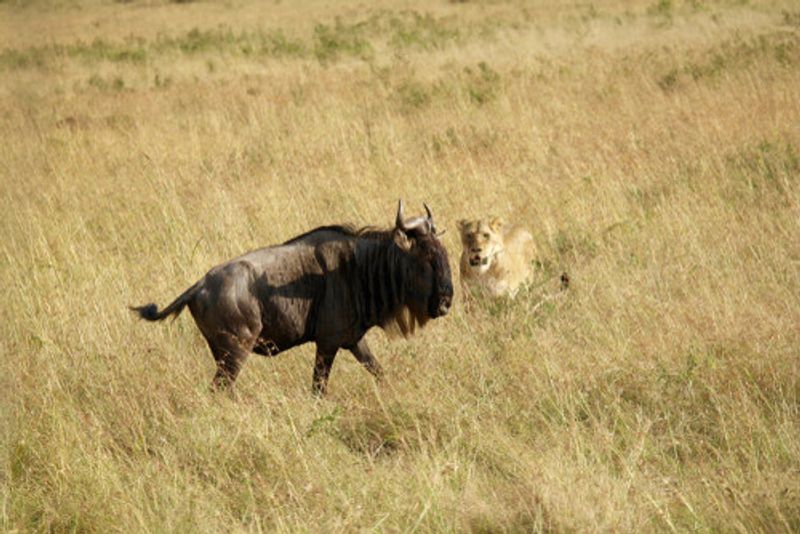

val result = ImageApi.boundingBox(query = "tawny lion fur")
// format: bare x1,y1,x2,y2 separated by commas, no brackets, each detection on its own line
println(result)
457,217,535,298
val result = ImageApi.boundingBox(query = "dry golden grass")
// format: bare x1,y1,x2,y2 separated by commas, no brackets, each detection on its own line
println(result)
2,0,799,531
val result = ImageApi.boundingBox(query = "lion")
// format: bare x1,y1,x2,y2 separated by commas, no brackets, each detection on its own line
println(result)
457,217,535,298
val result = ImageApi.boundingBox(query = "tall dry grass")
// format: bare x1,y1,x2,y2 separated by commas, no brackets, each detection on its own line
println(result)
2,0,799,531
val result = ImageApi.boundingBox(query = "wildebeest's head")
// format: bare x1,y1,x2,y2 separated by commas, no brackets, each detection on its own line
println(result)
394,200,454,320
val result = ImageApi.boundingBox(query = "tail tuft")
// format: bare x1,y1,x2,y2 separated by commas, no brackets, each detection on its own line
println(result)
130,281,199,323
130,303,161,321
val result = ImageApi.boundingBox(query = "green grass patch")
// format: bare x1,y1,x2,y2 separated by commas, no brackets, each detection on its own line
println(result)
388,11,460,51
658,31,800,90
464,62,501,105
0,10,509,71
313,18,374,63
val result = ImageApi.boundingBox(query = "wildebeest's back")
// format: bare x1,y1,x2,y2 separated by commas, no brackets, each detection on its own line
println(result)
234,231,359,352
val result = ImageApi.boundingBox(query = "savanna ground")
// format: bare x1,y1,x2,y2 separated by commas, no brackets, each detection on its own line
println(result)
1,0,799,531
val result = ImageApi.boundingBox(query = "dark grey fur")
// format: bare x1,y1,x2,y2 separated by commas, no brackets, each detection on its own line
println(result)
131,201,453,395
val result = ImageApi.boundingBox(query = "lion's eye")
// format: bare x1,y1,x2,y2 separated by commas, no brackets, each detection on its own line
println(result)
482,233,490,239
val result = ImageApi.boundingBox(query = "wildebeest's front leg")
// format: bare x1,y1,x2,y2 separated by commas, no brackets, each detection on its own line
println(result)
348,338,384,381
312,348,338,396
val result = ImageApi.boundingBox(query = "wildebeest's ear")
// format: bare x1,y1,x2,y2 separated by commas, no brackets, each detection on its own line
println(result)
489,217,504,232
393,228,413,251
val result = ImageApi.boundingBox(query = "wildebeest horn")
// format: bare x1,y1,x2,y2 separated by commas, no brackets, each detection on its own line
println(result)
396,199,406,230
423,203,437,234
396,199,430,235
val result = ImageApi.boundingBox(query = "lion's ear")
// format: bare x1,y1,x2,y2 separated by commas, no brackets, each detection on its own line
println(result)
457,219,468,235
489,217,504,232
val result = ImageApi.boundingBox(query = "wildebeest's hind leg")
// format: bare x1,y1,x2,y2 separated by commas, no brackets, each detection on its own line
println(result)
348,339,384,381
205,333,252,390
312,348,338,397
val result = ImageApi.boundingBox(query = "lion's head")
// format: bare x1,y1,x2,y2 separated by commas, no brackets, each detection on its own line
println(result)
457,217,505,274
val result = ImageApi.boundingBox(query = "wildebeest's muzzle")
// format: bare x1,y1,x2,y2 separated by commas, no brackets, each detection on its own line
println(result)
428,247,453,318
432,293,453,317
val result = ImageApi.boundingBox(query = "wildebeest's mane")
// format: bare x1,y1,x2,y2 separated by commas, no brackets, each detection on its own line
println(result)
282,224,395,245
352,229,432,340
283,223,430,338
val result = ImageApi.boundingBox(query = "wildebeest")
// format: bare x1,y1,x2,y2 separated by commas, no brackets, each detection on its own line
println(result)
131,200,453,395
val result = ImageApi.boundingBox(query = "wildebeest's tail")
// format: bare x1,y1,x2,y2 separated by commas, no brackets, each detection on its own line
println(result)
130,282,200,322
